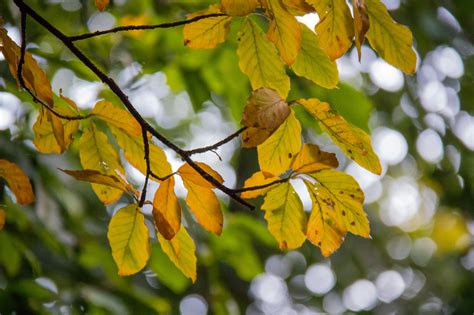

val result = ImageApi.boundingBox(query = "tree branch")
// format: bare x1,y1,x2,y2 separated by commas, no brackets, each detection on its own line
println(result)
232,178,288,193
139,129,151,207
186,127,247,156
16,9,91,121
14,0,254,210
69,13,228,42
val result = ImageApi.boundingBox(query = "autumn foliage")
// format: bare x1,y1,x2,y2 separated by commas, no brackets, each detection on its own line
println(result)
0,0,416,281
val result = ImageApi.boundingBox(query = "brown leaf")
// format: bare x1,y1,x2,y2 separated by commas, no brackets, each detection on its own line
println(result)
354,0,370,60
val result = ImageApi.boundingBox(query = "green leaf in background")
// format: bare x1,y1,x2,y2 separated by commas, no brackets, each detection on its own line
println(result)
149,244,191,294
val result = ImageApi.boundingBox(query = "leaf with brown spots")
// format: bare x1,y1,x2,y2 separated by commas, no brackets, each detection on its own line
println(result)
297,98,381,175
261,182,307,249
307,0,354,60
183,5,232,49
308,170,370,238
257,109,302,176
291,144,339,174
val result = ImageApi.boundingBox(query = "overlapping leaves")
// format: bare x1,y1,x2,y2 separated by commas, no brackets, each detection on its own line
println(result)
0,0,421,282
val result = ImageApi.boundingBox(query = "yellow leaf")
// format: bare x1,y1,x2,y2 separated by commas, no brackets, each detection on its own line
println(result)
221,0,258,16
60,169,138,198
183,5,232,49
266,0,302,65
261,182,307,249
241,88,290,147
237,18,290,98
0,159,35,205
365,0,416,74
309,170,370,238
298,98,381,175
257,109,302,175
153,177,181,240
241,171,278,199
308,0,354,60
281,0,316,15
108,204,150,276
49,112,66,153
292,24,339,89
304,179,346,256
79,125,124,204
33,96,80,154
292,144,339,174
92,101,141,137
177,162,224,188
49,95,79,153
0,208,5,230
158,226,197,282
110,126,172,179
95,0,109,11
0,28,53,106
353,0,370,60
178,163,223,235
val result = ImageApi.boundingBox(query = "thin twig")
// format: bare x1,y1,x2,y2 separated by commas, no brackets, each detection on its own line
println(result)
186,127,247,155
232,178,288,193
69,13,228,42
150,171,177,182
14,0,254,210
139,129,151,207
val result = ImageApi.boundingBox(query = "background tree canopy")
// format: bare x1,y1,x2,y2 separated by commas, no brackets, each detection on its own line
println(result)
0,0,473,314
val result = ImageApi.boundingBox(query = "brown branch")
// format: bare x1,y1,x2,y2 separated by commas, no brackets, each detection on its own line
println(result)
14,0,254,210
186,127,247,156
150,171,176,182
139,129,151,207
232,178,288,193
16,10,91,121
69,13,228,42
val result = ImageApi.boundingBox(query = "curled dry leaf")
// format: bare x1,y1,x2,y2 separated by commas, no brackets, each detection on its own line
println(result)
241,88,290,147
353,0,370,60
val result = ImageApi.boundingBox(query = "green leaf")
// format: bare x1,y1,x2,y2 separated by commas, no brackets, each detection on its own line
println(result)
292,24,339,89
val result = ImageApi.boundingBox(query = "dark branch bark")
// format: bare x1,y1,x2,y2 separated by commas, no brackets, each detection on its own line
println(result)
69,13,228,42
14,0,254,209
139,129,151,207
233,179,288,193
186,127,247,156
